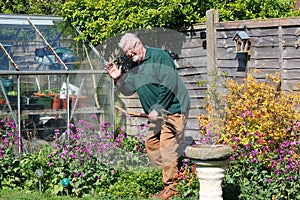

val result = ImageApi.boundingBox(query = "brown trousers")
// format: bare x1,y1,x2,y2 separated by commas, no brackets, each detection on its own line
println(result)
145,111,189,188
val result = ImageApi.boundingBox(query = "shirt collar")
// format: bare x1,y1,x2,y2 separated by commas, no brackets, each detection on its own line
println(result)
143,46,151,61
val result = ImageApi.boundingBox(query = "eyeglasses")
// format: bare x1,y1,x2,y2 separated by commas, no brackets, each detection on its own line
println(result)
125,41,137,54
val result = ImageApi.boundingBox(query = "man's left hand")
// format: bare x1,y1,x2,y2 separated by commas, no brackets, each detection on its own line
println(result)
148,110,159,121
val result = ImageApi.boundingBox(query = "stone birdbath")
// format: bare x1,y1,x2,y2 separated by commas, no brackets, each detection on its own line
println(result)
185,144,233,200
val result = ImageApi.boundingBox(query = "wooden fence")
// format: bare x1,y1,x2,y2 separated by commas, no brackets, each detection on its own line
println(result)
117,10,300,142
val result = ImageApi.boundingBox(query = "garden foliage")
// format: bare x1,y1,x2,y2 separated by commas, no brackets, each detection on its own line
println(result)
0,114,198,199
222,71,300,149
61,0,300,44
41,115,158,197
199,70,300,199
1,0,300,45
2,70,300,199
61,0,205,44
0,0,64,15
211,0,300,21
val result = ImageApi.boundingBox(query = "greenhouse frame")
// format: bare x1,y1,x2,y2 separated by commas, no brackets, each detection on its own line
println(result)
0,14,114,152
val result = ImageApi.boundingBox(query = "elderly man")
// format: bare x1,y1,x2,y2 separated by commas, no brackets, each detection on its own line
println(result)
106,33,190,200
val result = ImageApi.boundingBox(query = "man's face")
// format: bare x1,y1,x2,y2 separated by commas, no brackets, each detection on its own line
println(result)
123,41,142,63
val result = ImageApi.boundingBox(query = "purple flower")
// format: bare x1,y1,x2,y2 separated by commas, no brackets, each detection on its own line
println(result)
69,123,75,129
268,179,272,183
7,132,13,137
254,131,262,137
90,114,98,121
74,171,79,178
60,153,66,159
69,153,76,159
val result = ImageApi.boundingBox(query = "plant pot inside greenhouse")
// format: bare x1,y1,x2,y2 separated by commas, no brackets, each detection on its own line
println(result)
37,96,53,109
70,95,88,108
52,97,60,110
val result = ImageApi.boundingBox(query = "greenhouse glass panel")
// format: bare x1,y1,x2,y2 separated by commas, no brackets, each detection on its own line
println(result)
0,14,113,146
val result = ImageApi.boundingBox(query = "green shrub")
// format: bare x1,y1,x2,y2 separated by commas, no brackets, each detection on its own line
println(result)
219,70,300,199
0,114,198,199
176,156,199,198
99,167,163,199
221,70,300,162
224,140,300,199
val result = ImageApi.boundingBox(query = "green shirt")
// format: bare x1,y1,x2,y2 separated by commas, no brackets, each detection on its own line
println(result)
118,47,190,114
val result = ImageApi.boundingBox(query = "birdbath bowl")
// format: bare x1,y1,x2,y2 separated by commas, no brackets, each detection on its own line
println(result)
185,144,233,200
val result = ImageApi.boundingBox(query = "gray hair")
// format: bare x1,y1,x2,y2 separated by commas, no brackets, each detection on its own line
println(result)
118,33,141,49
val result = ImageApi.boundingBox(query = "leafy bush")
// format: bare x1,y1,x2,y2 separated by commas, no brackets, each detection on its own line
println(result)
0,116,25,189
202,70,300,199
0,114,198,199
1,0,300,46
211,0,300,21
45,116,139,196
61,0,204,44
176,156,199,198
100,167,163,198
0,116,51,191
224,139,300,199
221,71,300,151
61,0,300,44
0,114,151,197
0,0,65,15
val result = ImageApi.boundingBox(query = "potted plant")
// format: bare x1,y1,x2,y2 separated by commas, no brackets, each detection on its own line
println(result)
52,94,61,110
7,90,18,107
69,94,88,108
68,90,88,109
34,89,59,109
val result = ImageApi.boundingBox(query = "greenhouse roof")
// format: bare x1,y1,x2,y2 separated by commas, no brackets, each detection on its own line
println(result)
0,14,63,26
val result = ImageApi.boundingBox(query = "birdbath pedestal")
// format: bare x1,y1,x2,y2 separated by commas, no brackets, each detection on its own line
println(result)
185,145,233,200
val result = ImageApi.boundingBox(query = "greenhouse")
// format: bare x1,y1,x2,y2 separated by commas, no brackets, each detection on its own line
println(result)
0,14,113,149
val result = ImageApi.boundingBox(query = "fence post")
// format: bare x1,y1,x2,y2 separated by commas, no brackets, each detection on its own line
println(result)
205,10,224,133
206,9,219,75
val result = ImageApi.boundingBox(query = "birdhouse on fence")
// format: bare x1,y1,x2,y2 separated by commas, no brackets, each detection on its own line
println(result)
294,28,300,48
233,31,251,52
